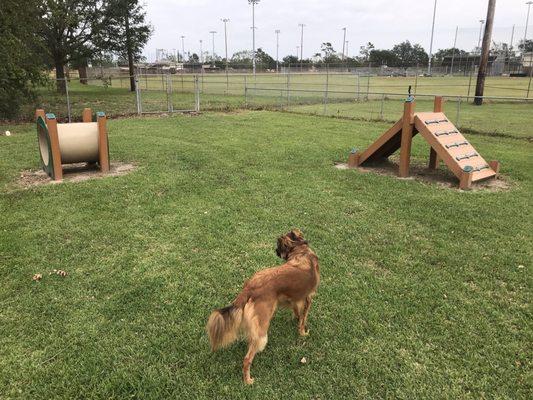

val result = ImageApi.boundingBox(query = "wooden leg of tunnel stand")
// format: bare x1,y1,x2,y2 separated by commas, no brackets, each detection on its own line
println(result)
399,100,415,178
459,170,473,190
45,114,63,181
35,109,46,120
97,112,110,173
82,108,92,123
428,96,444,170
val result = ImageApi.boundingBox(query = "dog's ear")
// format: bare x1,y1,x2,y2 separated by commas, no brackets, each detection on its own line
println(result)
289,229,304,241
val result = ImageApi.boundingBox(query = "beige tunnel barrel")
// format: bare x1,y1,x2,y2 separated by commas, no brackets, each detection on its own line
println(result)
35,108,110,181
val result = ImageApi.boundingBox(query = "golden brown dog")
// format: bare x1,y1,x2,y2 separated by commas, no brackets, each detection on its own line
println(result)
206,229,320,384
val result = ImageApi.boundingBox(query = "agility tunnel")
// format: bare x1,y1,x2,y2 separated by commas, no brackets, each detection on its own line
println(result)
347,96,500,190
35,108,110,181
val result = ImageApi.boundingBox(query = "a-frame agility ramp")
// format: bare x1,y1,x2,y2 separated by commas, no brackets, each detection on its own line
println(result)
347,96,500,190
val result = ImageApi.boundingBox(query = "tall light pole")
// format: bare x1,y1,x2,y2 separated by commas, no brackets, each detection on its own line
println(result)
508,24,515,73
249,0,260,75
275,29,281,72
341,27,347,60
299,23,305,71
477,19,485,53
181,36,185,63
450,26,459,75
427,0,438,75
221,19,230,71
199,39,203,63
525,2,533,45
345,41,349,58
209,31,217,67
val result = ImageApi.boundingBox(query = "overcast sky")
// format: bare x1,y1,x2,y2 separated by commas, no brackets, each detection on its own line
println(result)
143,0,532,61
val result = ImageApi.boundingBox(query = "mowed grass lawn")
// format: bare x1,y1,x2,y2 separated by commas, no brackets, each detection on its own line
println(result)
0,111,531,399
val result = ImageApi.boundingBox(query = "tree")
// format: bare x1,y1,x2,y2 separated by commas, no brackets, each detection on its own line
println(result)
320,42,341,64
231,50,253,67
255,48,275,69
38,0,104,93
434,47,469,63
358,42,375,63
392,41,428,67
100,0,152,91
369,49,399,66
282,55,299,65
0,0,48,118
518,39,533,53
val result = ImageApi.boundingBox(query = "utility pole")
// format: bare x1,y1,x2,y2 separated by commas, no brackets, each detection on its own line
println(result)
181,36,185,63
450,26,459,75
341,27,347,60
474,0,496,105
477,19,485,53
299,23,305,71
428,0,438,75
209,31,217,67
249,0,259,75
275,29,281,73
345,41,349,58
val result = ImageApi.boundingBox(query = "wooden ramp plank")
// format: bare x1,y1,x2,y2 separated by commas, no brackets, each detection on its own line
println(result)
358,119,404,165
414,113,496,183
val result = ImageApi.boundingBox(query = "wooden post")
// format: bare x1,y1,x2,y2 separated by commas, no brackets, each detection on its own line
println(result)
488,160,500,175
82,108,92,122
35,109,46,120
428,96,443,170
97,112,110,173
399,100,415,177
347,150,360,168
45,114,63,181
459,169,473,190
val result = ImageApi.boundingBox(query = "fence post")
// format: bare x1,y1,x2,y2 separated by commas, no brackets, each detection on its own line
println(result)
366,75,370,101
166,73,173,113
323,69,329,115
286,69,291,109
379,93,385,120
135,76,141,115
194,75,200,112
244,86,248,108
356,73,360,101
65,78,72,123
527,65,532,98
467,62,474,101
455,96,461,128
414,73,418,95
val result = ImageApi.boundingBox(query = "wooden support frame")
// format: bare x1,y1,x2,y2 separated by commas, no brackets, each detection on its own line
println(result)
398,100,415,177
45,113,63,181
428,96,443,170
97,112,110,172
82,108,92,123
35,108,110,180
349,95,499,189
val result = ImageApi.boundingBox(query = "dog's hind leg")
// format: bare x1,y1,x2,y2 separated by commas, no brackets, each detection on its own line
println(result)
292,300,304,320
298,296,312,336
242,300,274,385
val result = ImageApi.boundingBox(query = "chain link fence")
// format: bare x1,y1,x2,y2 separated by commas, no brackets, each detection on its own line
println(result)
30,71,532,140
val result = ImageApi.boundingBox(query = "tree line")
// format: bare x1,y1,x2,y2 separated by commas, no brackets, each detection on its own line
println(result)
0,0,151,119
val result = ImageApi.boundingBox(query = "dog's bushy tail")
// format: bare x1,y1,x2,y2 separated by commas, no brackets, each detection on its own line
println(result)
206,304,243,351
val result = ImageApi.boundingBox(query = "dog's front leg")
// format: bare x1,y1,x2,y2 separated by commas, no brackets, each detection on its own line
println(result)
298,296,312,336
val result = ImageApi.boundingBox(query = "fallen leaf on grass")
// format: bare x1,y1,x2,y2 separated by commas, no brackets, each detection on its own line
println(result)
32,273,42,281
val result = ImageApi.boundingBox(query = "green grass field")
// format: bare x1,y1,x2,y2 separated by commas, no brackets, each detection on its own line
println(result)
1,110,531,399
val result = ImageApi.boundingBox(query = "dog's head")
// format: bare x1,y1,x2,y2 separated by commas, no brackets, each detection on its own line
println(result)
275,229,308,260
